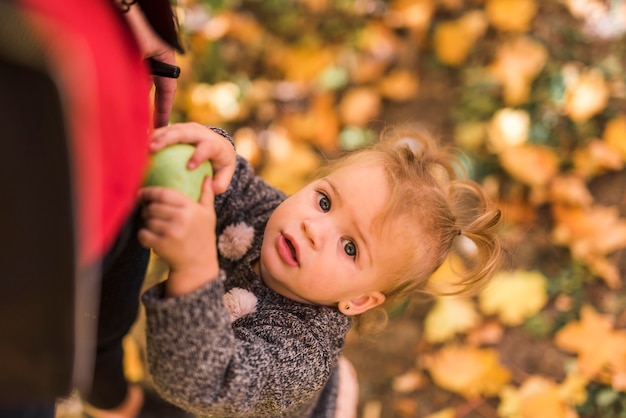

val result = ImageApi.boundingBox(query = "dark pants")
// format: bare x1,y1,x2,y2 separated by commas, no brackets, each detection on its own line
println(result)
86,208,151,409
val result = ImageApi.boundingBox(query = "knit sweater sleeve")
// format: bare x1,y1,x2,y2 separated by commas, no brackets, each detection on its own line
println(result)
142,277,347,417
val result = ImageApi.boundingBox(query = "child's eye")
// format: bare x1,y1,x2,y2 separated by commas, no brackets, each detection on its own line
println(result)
342,239,357,258
317,192,331,212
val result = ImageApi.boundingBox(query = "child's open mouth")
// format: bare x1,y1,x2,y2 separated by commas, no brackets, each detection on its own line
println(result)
277,234,299,267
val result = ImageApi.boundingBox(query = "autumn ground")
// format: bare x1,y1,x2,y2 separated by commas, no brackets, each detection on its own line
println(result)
58,1,626,417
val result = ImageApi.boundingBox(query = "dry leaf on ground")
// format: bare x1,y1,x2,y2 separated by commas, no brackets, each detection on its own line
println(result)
486,36,547,105
478,270,548,326
423,297,481,343
423,345,511,399
555,305,626,384
485,0,538,32
433,10,488,66
552,204,626,288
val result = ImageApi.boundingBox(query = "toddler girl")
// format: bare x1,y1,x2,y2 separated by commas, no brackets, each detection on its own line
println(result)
138,122,502,417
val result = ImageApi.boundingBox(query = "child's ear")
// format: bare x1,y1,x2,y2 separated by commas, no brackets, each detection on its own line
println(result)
339,291,386,316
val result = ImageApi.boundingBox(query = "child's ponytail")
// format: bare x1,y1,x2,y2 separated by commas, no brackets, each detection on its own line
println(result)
347,126,503,333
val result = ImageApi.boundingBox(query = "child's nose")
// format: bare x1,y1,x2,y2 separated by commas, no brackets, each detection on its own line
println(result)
302,219,323,249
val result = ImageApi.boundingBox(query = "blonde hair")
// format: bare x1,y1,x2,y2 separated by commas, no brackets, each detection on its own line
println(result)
321,126,503,333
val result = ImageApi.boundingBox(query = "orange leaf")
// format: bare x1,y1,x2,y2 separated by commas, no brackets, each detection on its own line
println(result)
377,69,420,102
424,345,511,398
486,37,547,105
572,139,624,179
563,66,610,123
603,115,626,162
485,0,538,32
433,10,488,66
498,144,559,187
548,175,594,208
386,0,435,31
339,87,382,126
552,204,626,288
498,374,587,418
555,305,626,380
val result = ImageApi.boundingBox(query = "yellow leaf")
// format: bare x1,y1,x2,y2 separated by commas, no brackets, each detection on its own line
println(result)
424,345,511,398
563,67,610,123
555,305,626,380
433,10,488,66
478,270,548,326
498,144,559,187
486,0,538,32
424,408,456,418
123,335,144,383
486,37,547,105
424,297,480,343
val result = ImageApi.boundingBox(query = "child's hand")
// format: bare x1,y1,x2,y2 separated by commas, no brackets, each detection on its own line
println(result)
150,122,237,195
138,176,219,297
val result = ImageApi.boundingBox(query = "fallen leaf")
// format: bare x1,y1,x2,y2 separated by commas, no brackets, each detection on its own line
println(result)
487,108,530,152
377,69,420,102
386,0,435,31
424,345,511,398
423,297,481,343
498,144,560,187
485,0,538,32
339,87,382,126
467,320,505,346
572,139,624,179
123,335,144,383
555,305,626,381
563,66,610,123
478,270,548,326
277,91,340,153
552,204,626,288
548,175,594,207
393,370,427,393
498,373,587,418
424,408,456,418
433,10,488,66
603,115,626,161
486,36,547,105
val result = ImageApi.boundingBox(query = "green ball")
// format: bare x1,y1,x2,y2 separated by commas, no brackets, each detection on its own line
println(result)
143,144,213,201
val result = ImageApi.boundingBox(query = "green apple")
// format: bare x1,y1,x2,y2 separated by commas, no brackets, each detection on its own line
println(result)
143,144,213,201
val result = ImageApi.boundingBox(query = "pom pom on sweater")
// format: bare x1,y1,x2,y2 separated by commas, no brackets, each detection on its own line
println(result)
218,222,255,260
223,287,258,321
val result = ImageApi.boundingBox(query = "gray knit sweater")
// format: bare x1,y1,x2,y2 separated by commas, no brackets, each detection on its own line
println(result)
142,156,352,417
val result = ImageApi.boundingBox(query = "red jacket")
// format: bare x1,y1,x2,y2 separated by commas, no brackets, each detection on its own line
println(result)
20,0,151,265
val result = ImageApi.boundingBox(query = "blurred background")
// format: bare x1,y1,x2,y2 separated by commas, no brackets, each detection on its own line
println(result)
102,0,626,417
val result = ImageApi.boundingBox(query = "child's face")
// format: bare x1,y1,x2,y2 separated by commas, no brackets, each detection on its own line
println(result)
259,161,393,315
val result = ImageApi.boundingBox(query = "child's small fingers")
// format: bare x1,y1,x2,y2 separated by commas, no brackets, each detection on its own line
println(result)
199,176,215,208
139,186,187,206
